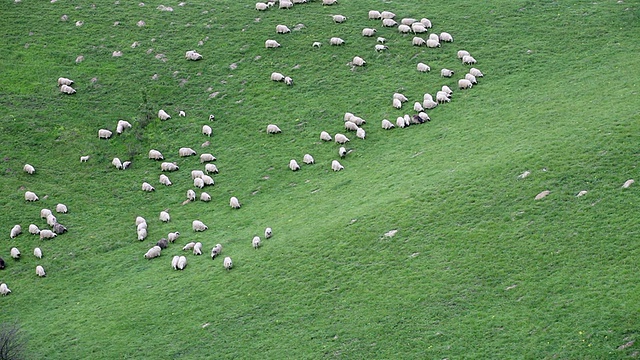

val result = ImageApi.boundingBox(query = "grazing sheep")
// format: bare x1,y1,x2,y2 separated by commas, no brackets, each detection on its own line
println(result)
144,246,162,259
179,147,196,157
417,63,430,72
381,119,395,130
333,15,347,23
60,85,76,94
223,256,233,270
380,11,395,19
253,236,261,249
36,265,46,277
116,120,132,134
412,37,426,46
322,0,337,4
209,114,215,121
25,191,39,202
10,248,20,259
230,196,241,209
137,228,147,241
423,94,438,109
29,224,40,235
303,154,314,164
34,247,42,259
457,50,470,59
462,55,477,65
393,98,402,109
331,160,344,171
80,155,90,162
352,56,366,67
411,23,427,33
98,129,113,139
312,41,322,48
255,2,270,10
205,163,219,174
271,72,285,82
156,238,168,249
267,124,281,134
440,32,454,42
442,85,453,96
382,18,397,27
356,128,366,140
191,170,204,179
470,68,484,77
179,111,186,117
159,174,172,186
397,24,411,33
0,257,4,269
201,174,214,186
200,153,217,163
192,220,208,232
393,93,408,102
10,225,21,239
112,157,123,170
535,190,550,200
52,223,67,235
344,121,359,131
148,149,164,160
414,102,425,112
202,125,212,137
177,256,187,270
418,112,431,122
23,164,35,174
350,116,366,125
200,192,211,202
0,283,11,296
622,179,635,188
168,232,180,243
368,10,381,19
276,24,291,34
58,77,74,86
183,242,196,250
265,227,272,239
396,116,408,128
329,37,345,46
194,178,205,189
46,215,57,227
55,203,68,214
289,159,300,171
185,50,203,61
158,110,171,121
211,244,222,259
375,44,389,51
426,39,440,48
265,39,281,48
441,68,454,77
377,37,386,43
137,222,147,232
284,76,293,86
465,73,478,84
193,242,203,255
320,131,332,141
40,229,57,239
338,147,348,158
334,133,350,144
429,33,440,41
135,216,146,226
142,182,155,192
436,91,451,104
362,28,376,37
458,79,473,89
419,18,432,28
161,162,179,172
171,255,180,270
279,0,293,8
185,189,196,202
400,18,416,25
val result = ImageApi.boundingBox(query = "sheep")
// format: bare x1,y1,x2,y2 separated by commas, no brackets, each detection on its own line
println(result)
185,50,203,61
135,216,146,226
457,50,470,59
334,133,350,144
29,224,40,235
255,2,270,10
440,32,454,42
23,164,35,174
194,178,205,189
112,157,123,170
158,110,171,120
200,153,216,163
60,85,76,94
396,116,408,128
202,125,212,137
267,124,281,134
46,214,57,227
156,238,169,249
0,283,11,296
429,33,440,41
368,10,381,19
183,242,196,250
265,227,272,239
200,192,211,202
289,159,300,171
338,147,348,158
470,68,484,77
56,203,69,213
420,18,432,28
418,112,431,122
36,265,46,277
344,121,359,131
303,154,314,164
375,44,389,52
442,85,453,96
201,174,214,186
458,79,473,89
412,37,426,46
223,256,233,270
9,225,21,239
253,236,261,249
193,242,203,255
144,246,162,259
98,129,113,139
168,232,180,243
137,222,147,232
382,18,397,27
230,196,241,209
411,23,427,33
352,56,366,67
177,256,187,270
0,258,4,270
381,119,395,130
179,111,186,117
179,147,197,157
271,72,285,82
423,94,438,109
25,191,38,202
80,155,90,162
356,128,366,140
535,190,550,200
426,39,440,48
265,39,281,48
171,256,180,270
159,174,172,186
186,189,196,201
362,28,376,37
322,0,337,5
279,0,293,8
116,120,132,134
40,229,57,239
208,114,216,122
350,116,366,125
397,24,411,33
58,77,74,86
137,228,147,241
414,102,425,112
192,220,208,232
333,15,347,23
417,63,430,72
10,247,20,259
276,24,291,34
393,98,402,109
377,37,386,43
284,77,293,86
329,37,345,46
161,162,179,172
331,160,344,171
393,93,409,102
205,163,219,174
465,73,478,84
441,68,454,77
622,179,635,188
192,170,204,179
312,41,322,48
436,91,451,103
148,149,164,160
462,55,477,65
53,222,67,235
400,18,417,25
320,131,332,141
211,244,222,259
34,247,42,259
380,11,396,19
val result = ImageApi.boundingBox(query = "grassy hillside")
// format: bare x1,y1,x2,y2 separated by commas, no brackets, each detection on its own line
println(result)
1,0,639,358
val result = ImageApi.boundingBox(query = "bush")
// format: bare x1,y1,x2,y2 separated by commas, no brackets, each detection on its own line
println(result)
0,323,27,360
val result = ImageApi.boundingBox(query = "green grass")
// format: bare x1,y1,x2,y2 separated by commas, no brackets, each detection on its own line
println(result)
1,0,639,358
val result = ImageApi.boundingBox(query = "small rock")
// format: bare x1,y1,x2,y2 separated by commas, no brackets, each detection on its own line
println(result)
622,179,635,188
517,170,530,179
576,190,588,197
534,190,550,200
112,50,122,57
75,55,84,63
384,229,398,237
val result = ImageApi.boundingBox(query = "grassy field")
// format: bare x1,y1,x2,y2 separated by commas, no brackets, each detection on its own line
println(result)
1,0,639,358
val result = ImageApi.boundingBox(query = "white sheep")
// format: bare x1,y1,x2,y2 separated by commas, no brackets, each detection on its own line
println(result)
255,2,270,10
436,91,451,103
40,229,57,239
382,18,397,27
177,256,187,270
429,33,440,41
252,236,261,249
265,39,281,48
397,24,411,33
148,149,164,160
338,147,348,158
60,85,76,94
116,120,132,134
352,56,366,67
158,109,171,120
356,128,366,140
418,112,431,122
279,0,293,8
137,222,147,232
192,220,208,232
465,73,478,84
193,242,203,255
276,24,291,34
171,255,180,270
201,174,214,186
322,0,337,4
457,50,470,59
411,23,427,33
202,125,212,137
381,119,395,130
284,77,293,86
396,116,407,128
137,228,147,241
25,191,39,202
168,232,180,243
98,129,113,139
200,153,216,163
36,265,46,277
112,157,123,170
329,37,345,46
331,160,344,171
393,93,408,102
622,179,635,188
179,147,196,157
334,133,350,144
420,18,432,28
423,94,438,109
161,162,179,171
377,37,386,43
41,209,52,219
10,225,21,239
159,174,172,186
265,227,272,238
320,131,332,141
350,116,366,125
400,18,416,25
458,79,473,89
462,55,477,65
344,121,359,131
417,63,430,72
333,15,347,23
412,37,426,46
375,44,388,51
80,155,90,162
380,11,395,19
123,160,132,170
209,114,215,121
191,170,204,179
439,32,453,42
393,98,402,109
200,192,211,202
23,164,35,174
230,196,241,209
29,224,40,235
271,72,285,82
185,50,203,61
223,256,233,270
55,204,68,214
426,39,440,48
194,178,205,189
0,283,11,296
142,182,155,192
362,28,376,37
289,159,300,171
144,246,162,259
312,41,322,48
267,124,281,134
183,242,196,251
34,247,42,259
179,111,186,117
10,247,20,259
135,216,146,226
368,10,381,19
414,102,424,112
159,211,170,222
469,68,484,77
211,244,222,259
58,77,74,86
442,85,453,96
205,163,219,174
303,154,314,164
441,68,454,77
